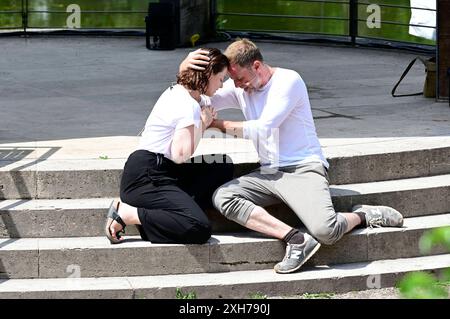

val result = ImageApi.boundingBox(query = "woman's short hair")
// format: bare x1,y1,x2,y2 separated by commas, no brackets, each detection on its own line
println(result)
177,48,229,94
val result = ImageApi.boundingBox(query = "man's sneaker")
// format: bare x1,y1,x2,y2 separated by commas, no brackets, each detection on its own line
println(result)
274,233,321,274
352,204,404,228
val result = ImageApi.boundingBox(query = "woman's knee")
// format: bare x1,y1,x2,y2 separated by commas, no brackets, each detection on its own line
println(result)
184,221,212,244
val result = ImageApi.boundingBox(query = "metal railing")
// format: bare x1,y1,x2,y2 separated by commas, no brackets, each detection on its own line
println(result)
0,0,150,34
0,0,437,48
213,0,436,47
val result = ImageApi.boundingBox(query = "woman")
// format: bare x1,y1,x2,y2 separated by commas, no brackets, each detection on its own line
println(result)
105,48,233,244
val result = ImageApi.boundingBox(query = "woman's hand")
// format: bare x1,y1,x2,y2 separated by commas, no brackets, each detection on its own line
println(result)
179,49,210,73
200,106,215,129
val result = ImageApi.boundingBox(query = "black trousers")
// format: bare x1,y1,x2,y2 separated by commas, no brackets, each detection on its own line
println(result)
120,150,234,244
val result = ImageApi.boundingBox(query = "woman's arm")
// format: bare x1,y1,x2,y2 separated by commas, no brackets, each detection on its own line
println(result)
170,125,197,164
170,106,215,164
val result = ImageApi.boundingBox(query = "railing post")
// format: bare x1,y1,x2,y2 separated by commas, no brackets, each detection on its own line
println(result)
437,0,450,102
349,0,358,45
21,0,28,36
210,0,217,35
448,67,450,107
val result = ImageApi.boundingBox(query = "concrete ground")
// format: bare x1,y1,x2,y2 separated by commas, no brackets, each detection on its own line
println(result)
0,36,449,162
273,287,402,299
274,286,450,299
0,37,449,300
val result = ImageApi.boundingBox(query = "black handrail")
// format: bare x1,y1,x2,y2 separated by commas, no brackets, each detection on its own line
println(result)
349,0,358,45
216,12,348,21
358,2,437,11
26,10,147,14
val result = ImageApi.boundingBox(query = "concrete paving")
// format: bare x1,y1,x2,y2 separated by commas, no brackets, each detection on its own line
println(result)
0,36,449,162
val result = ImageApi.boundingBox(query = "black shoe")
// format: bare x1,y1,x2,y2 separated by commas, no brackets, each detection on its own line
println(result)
105,200,126,244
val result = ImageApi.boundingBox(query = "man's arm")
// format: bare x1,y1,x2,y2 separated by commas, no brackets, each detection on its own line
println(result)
179,48,210,73
210,119,244,138
241,73,305,140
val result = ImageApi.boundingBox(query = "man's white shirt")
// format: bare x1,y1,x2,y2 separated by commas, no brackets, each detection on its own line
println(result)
202,68,328,169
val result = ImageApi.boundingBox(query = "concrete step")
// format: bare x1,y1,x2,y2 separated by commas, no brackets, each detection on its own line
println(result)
0,214,448,279
0,254,448,299
1,174,449,237
327,145,450,185
0,144,449,200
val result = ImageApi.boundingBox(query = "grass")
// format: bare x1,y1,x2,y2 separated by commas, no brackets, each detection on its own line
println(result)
301,292,335,299
249,292,267,299
176,287,197,299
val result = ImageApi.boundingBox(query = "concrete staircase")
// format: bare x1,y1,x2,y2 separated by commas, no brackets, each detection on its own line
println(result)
0,140,449,298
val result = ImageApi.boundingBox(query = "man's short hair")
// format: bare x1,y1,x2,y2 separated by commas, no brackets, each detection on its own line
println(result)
224,38,264,67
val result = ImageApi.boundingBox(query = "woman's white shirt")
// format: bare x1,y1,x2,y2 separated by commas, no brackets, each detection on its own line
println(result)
138,84,201,161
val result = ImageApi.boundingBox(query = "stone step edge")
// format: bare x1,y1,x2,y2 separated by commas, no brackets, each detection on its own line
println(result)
1,213,448,251
2,173,449,210
2,154,449,200
2,140,450,171
0,254,448,299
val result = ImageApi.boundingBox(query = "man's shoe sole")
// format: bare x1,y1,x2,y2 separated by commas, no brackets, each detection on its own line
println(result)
274,242,321,274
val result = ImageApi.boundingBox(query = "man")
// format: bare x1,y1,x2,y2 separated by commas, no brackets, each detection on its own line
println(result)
180,39,403,274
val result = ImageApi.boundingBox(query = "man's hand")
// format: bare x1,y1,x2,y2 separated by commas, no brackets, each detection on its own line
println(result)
179,49,210,73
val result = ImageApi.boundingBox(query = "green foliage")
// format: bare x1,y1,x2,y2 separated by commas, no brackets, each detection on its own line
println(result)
190,34,200,47
249,292,267,299
216,18,228,30
301,292,334,299
439,268,450,285
398,272,448,299
398,227,450,299
99,155,109,160
176,287,197,299
419,227,450,254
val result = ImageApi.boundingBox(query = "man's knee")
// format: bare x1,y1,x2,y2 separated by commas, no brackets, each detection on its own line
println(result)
212,186,236,218
212,185,252,226
309,224,342,245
